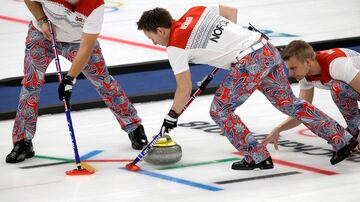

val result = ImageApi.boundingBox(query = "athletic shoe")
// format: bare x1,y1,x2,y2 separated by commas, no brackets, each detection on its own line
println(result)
6,140,35,163
330,137,358,165
232,156,274,170
128,125,148,150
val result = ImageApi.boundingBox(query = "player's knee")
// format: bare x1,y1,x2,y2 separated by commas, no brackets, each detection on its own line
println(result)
209,106,230,124
209,102,222,121
94,75,116,89
281,98,307,117
330,80,349,102
209,105,217,121
292,99,317,119
21,76,45,89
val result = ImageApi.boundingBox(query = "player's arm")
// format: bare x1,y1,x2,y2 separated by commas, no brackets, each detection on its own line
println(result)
262,88,314,149
330,56,360,93
67,33,99,78
171,70,192,114
58,33,98,107
24,0,51,40
161,46,192,134
161,70,192,134
219,5,238,24
66,3,104,78
349,72,360,93
24,0,46,21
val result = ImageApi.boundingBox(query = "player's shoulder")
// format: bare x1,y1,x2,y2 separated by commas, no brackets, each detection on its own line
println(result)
76,0,104,17
316,48,347,67
167,25,189,49
45,0,102,7
186,6,207,14
339,48,360,57
317,48,347,59
43,0,104,16
167,6,208,49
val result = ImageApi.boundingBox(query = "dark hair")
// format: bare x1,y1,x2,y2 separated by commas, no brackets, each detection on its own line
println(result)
281,40,315,62
137,7,173,32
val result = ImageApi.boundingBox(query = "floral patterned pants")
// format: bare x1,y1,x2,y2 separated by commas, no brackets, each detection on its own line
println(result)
331,81,360,136
12,24,141,144
210,42,354,163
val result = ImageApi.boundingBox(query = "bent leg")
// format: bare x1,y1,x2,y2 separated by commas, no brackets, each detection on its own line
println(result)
210,43,281,163
60,42,141,133
258,63,354,151
331,80,360,136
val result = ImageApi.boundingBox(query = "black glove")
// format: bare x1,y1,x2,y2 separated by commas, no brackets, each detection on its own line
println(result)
161,110,179,134
58,75,75,108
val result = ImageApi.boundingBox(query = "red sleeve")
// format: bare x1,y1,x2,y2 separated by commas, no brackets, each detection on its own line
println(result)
168,6,206,49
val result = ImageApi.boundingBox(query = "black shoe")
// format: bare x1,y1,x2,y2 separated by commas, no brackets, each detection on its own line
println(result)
232,156,274,170
330,138,358,165
128,125,148,150
6,140,35,163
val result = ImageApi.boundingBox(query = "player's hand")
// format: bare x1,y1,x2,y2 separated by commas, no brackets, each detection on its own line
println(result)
262,127,281,150
58,76,75,108
40,22,52,41
161,110,179,135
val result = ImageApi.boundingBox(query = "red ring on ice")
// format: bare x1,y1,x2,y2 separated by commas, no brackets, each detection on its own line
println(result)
298,128,318,138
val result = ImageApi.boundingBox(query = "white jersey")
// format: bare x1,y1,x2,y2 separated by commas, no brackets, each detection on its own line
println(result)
32,0,104,43
166,6,261,75
299,48,360,90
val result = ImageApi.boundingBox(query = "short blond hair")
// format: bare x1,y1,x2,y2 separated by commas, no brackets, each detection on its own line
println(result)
281,40,315,62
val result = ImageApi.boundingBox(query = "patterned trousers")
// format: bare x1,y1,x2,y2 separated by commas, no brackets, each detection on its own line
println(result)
12,24,141,144
210,42,354,163
331,81,360,136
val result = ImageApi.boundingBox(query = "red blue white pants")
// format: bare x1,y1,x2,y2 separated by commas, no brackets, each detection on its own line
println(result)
331,81,360,136
210,42,354,163
12,24,141,144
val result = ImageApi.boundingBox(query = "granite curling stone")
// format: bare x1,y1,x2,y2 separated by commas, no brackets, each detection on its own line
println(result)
143,135,182,165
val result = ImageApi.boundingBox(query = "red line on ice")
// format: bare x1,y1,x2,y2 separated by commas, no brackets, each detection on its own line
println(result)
0,15,166,52
83,159,138,163
97,35,166,51
0,15,29,24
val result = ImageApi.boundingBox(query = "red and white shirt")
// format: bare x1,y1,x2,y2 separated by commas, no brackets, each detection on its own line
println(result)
299,48,360,90
167,6,261,75
32,0,104,43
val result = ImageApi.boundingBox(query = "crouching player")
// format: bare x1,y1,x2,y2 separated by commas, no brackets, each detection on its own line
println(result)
136,6,358,169
263,40,360,153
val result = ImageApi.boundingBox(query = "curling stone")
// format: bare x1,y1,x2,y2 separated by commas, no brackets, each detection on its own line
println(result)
143,135,182,165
